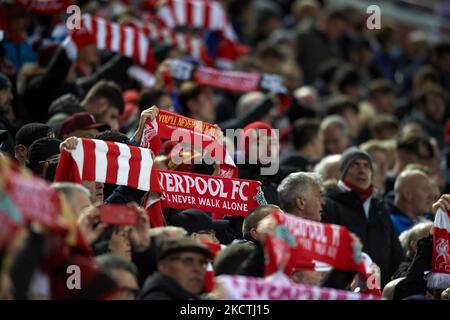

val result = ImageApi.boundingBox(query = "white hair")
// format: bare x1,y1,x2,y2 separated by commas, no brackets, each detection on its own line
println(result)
277,172,323,212
320,115,349,136
52,182,91,197
314,154,342,180
236,92,266,117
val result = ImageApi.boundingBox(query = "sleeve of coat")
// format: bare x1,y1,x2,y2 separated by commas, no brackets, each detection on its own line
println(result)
77,54,133,95
393,236,432,300
9,229,45,300
236,241,265,277
388,208,405,280
23,47,73,121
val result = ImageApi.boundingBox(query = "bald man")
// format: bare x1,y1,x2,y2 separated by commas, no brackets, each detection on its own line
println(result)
388,169,434,235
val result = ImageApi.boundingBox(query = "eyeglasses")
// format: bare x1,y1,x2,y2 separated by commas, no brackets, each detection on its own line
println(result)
38,154,60,165
166,255,209,268
197,230,216,237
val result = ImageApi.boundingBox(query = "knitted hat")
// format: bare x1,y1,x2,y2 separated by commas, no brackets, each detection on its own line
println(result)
339,147,373,180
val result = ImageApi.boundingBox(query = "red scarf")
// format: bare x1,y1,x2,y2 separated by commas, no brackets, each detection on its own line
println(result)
218,275,382,300
167,59,287,94
157,0,238,41
67,15,157,71
143,170,266,217
201,240,222,293
343,179,374,203
54,138,162,227
141,109,238,178
264,210,381,296
0,156,110,299
17,0,72,15
427,207,450,289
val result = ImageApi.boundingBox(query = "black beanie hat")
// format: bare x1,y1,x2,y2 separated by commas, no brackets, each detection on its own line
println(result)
15,123,53,147
340,147,373,180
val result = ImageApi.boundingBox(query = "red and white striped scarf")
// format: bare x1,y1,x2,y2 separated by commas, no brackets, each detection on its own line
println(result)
132,19,205,61
129,18,247,69
217,275,382,300
83,15,156,69
54,138,163,227
157,0,237,41
65,15,156,71
428,207,450,289
54,138,160,193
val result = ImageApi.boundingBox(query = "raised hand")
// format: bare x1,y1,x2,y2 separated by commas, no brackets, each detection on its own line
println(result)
128,203,151,252
77,205,108,245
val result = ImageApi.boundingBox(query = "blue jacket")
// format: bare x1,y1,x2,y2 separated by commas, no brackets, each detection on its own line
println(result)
387,201,433,235
2,39,37,71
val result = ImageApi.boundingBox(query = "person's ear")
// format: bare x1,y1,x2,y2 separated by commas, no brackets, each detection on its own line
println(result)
14,144,27,161
410,239,418,254
191,232,200,241
86,98,107,116
295,196,306,211
157,262,168,275
43,161,50,170
250,227,259,241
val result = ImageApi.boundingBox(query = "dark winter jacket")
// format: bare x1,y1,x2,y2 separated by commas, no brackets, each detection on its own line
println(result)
322,188,404,287
140,272,201,300
393,236,432,300
20,47,132,122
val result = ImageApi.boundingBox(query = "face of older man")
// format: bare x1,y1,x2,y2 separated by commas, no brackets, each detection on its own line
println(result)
344,159,372,189
408,173,434,217
303,184,325,222
158,252,207,295
82,180,104,204
68,189,92,218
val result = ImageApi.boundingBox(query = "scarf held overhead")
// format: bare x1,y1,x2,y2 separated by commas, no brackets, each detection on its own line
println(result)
65,14,156,70
157,0,237,41
217,275,382,300
427,207,450,289
17,0,73,15
54,138,161,193
141,109,237,178
146,170,266,216
264,210,375,283
168,59,287,94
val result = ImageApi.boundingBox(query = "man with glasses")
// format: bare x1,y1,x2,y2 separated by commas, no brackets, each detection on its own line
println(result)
140,238,211,300
96,254,140,300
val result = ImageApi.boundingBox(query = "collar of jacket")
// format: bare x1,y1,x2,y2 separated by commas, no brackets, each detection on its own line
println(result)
326,181,375,210
386,201,408,217
337,180,374,203
140,272,200,300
